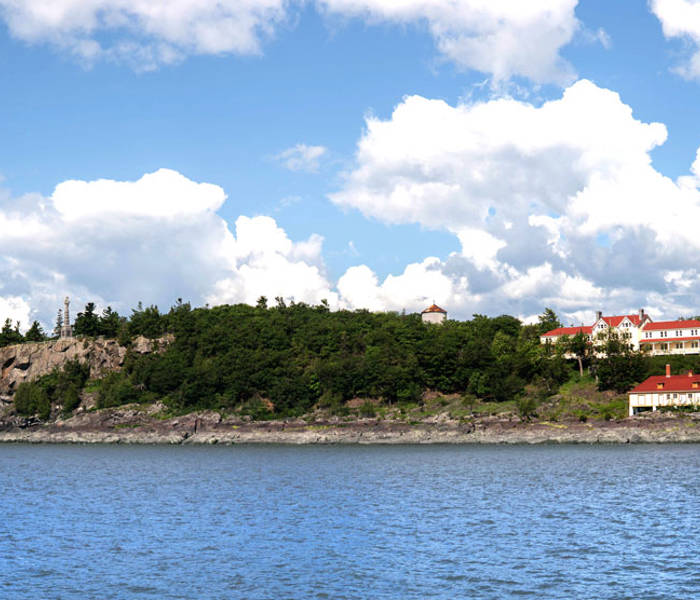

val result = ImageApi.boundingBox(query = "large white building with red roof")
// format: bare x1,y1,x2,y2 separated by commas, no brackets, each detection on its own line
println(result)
628,365,700,415
540,309,700,356
540,309,651,350
638,319,700,355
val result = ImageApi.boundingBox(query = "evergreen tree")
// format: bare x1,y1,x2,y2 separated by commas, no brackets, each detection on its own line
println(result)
74,302,100,337
24,320,47,342
0,318,23,347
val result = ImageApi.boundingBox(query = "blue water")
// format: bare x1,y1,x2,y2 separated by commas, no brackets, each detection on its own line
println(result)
1,444,699,599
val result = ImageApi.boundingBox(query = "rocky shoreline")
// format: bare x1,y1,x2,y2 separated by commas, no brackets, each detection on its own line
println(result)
2,408,699,445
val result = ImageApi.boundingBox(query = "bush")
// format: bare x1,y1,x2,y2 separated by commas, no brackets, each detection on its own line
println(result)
97,372,140,409
516,396,538,421
14,382,50,420
61,384,81,415
358,401,376,418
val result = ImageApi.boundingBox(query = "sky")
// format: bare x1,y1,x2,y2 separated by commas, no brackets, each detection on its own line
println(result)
3,0,700,329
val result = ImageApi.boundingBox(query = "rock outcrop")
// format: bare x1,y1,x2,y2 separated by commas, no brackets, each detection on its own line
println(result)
0,336,165,403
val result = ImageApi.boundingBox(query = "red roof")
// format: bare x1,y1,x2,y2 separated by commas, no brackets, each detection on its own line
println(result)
541,326,593,337
600,314,643,327
642,319,700,331
630,373,700,393
422,304,447,314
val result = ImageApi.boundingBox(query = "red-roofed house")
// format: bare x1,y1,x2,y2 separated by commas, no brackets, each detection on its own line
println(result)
421,304,447,325
639,319,700,355
628,364,700,415
540,308,652,350
539,326,593,345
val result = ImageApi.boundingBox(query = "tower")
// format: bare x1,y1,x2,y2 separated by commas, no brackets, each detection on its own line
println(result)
60,296,73,339
421,303,447,325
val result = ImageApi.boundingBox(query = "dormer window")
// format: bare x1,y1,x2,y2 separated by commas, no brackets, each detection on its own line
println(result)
657,382,664,389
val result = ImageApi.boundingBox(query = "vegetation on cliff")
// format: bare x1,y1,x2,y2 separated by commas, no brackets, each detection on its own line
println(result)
9,299,700,421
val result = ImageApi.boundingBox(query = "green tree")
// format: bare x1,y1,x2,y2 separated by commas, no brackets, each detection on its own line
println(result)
98,306,122,338
537,308,561,335
74,302,100,337
0,318,23,347
563,331,589,377
24,320,47,342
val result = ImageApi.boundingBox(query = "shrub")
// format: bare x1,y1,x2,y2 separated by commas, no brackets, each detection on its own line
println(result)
358,401,376,418
61,384,81,415
516,396,538,421
97,372,140,409
14,382,50,420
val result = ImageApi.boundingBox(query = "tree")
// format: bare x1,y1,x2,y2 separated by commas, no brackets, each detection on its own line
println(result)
24,321,47,342
0,318,23,347
537,308,561,335
74,302,100,337
564,331,589,377
98,306,122,338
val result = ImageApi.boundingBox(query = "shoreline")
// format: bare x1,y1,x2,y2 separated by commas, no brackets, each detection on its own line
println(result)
2,413,700,444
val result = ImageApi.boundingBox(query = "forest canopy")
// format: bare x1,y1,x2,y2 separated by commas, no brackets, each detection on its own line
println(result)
7,300,693,418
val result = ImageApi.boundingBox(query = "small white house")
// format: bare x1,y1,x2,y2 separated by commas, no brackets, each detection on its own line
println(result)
628,364,700,416
421,304,447,325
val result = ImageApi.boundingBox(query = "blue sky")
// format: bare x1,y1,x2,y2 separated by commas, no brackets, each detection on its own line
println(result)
3,0,700,328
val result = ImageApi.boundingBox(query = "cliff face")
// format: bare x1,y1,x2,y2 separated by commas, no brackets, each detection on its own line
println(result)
0,336,158,402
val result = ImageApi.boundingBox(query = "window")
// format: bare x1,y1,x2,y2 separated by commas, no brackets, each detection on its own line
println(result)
661,331,668,338
692,329,698,336
676,330,682,337
692,341,699,349
661,343,669,350
673,393,678,399
676,343,684,349
645,332,652,338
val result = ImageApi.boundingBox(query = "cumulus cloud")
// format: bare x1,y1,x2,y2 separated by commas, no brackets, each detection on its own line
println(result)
0,0,584,82
0,0,289,69
337,258,466,313
0,169,337,329
206,216,338,306
651,0,700,79
319,0,581,84
331,79,700,322
275,144,327,173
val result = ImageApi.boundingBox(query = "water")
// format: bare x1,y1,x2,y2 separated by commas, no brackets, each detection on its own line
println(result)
1,444,699,599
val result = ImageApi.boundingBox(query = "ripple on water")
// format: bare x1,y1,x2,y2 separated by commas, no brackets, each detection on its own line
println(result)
2,444,700,599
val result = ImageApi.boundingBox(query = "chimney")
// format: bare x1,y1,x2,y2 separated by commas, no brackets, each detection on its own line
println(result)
689,370,694,377
596,310,602,321
666,364,671,378
639,308,645,321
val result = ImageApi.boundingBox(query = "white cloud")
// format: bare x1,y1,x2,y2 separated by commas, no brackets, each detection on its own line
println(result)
207,216,338,306
337,258,466,314
0,169,337,328
0,0,584,82
275,144,328,173
53,168,226,220
0,0,288,69
319,0,581,84
331,79,700,322
0,296,31,329
651,0,700,79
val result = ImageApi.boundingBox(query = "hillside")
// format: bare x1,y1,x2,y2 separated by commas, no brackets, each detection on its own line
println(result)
3,301,700,443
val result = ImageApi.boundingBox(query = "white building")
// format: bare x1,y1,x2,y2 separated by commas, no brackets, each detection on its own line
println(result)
540,309,651,350
628,365,700,416
639,319,700,356
421,304,447,325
